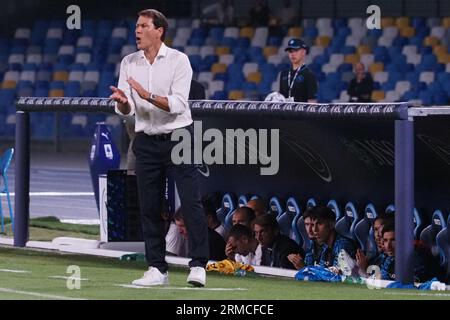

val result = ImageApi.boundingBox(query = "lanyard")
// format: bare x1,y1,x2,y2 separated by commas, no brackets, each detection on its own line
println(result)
288,64,305,98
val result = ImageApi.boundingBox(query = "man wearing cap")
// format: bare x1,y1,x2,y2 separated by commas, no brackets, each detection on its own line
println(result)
279,38,317,103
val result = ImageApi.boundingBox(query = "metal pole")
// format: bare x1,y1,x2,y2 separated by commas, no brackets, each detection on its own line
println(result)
14,111,30,247
54,113,61,153
394,119,415,284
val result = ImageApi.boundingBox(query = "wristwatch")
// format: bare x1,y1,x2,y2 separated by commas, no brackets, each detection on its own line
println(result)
147,93,157,102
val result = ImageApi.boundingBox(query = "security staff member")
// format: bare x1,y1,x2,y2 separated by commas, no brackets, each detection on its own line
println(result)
279,38,317,103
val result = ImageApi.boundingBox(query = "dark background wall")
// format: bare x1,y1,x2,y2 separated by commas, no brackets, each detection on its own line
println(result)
0,0,448,37
0,0,192,36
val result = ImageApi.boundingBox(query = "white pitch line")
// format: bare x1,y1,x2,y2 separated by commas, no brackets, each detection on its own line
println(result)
0,287,86,300
0,269,31,274
8,192,94,197
384,291,450,297
116,284,248,291
48,276,90,281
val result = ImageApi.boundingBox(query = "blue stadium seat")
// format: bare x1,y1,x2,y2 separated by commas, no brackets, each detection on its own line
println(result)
386,204,424,239
0,89,16,112
373,46,390,63
304,26,318,39
268,196,283,217
408,35,424,47
306,198,316,209
333,18,348,29
278,197,300,239
31,113,54,139
327,199,342,221
335,202,360,240
354,203,378,257
267,36,282,46
210,90,227,100
420,210,448,259
65,81,81,97
434,91,448,105
291,206,305,248
216,193,236,225
435,215,450,271
238,194,249,207
418,90,433,106
209,27,224,41
413,208,426,240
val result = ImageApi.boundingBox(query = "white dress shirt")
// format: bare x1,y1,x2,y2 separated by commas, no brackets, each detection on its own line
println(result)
115,43,193,135
165,222,188,257
234,244,262,266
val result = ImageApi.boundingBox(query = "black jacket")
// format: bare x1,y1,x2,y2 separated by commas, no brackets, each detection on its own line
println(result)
261,234,303,269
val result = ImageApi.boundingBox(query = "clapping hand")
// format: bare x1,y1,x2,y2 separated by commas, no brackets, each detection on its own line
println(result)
127,77,150,100
109,86,128,104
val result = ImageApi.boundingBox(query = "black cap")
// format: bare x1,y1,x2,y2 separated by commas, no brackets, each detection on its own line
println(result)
285,38,309,53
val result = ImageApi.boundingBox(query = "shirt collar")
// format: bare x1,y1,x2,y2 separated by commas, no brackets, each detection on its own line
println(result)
139,43,168,61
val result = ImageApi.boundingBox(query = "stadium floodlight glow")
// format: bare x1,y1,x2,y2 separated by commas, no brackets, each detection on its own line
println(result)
171,120,280,176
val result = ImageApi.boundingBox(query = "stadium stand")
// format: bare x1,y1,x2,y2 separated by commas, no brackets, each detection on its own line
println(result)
1,16,450,138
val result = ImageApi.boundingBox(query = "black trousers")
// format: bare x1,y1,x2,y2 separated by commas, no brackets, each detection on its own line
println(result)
132,125,209,273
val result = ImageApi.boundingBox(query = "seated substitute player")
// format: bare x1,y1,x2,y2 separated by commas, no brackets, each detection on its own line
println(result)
380,222,442,282
231,206,256,228
355,212,394,274
310,205,358,269
246,198,267,217
288,206,321,269
279,38,318,103
202,194,226,239
253,214,303,269
225,224,262,266
174,208,227,261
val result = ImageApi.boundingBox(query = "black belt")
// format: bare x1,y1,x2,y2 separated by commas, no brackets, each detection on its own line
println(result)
138,131,172,141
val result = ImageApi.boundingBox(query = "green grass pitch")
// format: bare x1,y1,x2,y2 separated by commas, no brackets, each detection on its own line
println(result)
0,247,449,300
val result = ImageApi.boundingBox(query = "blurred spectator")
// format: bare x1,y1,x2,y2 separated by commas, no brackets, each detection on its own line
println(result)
249,0,271,26
226,224,262,265
253,214,303,269
202,0,235,25
275,0,299,26
347,62,373,102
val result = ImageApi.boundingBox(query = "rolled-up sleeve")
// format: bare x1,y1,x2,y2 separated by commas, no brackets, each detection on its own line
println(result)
167,54,193,115
114,57,136,116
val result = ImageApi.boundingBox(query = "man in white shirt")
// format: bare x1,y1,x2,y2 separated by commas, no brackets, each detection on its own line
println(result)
110,9,208,287
226,224,262,266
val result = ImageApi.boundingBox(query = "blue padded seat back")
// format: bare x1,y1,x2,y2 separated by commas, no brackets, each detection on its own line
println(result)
327,199,342,221
335,202,360,241
420,210,448,258
216,193,236,225
278,197,300,239
354,203,378,257
268,196,283,218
